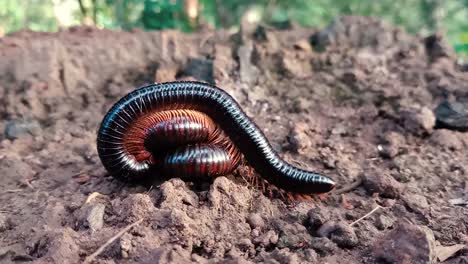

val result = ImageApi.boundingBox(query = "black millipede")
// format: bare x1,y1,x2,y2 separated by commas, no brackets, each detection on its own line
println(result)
96,81,336,195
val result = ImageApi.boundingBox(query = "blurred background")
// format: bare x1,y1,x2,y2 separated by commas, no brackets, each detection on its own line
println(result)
1,0,467,56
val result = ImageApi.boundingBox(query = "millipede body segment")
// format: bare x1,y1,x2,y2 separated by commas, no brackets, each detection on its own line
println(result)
97,81,336,194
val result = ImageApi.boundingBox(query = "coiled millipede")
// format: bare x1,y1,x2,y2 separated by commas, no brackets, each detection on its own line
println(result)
97,81,335,197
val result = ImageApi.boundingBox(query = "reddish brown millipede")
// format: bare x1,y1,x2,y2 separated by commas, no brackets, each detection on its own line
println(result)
97,81,335,195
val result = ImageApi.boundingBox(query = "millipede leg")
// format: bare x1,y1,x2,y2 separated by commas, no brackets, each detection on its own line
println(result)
268,186,274,199
296,194,305,202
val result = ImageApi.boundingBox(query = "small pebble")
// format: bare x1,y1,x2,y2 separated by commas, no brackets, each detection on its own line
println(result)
302,249,318,263
363,168,402,198
307,207,331,229
247,213,265,229
4,119,41,140
251,228,260,238
434,100,468,131
287,122,312,154
237,238,253,250
374,222,436,263
0,214,11,232
401,106,436,135
403,193,429,212
309,237,338,256
375,215,394,230
276,222,311,249
316,221,337,237
254,230,278,247
329,222,358,248
86,203,105,232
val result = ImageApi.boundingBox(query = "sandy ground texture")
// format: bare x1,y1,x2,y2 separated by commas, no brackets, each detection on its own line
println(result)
0,16,467,263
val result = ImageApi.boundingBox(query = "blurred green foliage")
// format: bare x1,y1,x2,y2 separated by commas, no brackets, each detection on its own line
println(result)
0,0,467,55
1,0,58,33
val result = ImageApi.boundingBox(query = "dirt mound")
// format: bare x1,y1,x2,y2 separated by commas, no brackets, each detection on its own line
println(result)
0,16,467,263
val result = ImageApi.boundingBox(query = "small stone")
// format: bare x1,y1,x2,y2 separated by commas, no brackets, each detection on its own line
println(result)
331,123,348,136
307,207,331,229
316,221,337,238
120,233,132,258
378,131,405,158
237,238,253,250
434,100,468,132
363,168,402,198
0,213,11,232
401,106,436,135
329,222,358,248
341,69,365,85
309,237,338,256
287,122,312,154
247,213,265,229
378,144,398,159
315,221,358,248
253,230,278,247
251,229,260,237
375,215,394,230
4,118,41,140
303,249,318,263
276,222,311,249
374,222,436,264
403,193,429,212
86,203,105,232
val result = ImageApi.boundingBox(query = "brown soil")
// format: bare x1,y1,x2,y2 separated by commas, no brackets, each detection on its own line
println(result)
0,16,467,263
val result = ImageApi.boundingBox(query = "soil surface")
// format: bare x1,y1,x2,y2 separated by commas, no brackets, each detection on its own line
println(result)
0,16,467,264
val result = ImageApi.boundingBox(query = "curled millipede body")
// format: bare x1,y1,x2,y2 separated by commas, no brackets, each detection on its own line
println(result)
97,81,336,194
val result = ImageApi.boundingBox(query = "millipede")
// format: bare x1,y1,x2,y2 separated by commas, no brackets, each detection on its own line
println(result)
97,81,335,197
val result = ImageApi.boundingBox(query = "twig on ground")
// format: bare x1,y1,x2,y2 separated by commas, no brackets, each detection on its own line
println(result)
21,179,35,190
350,205,382,227
83,218,144,264
3,189,23,193
145,185,154,194
334,177,363,195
